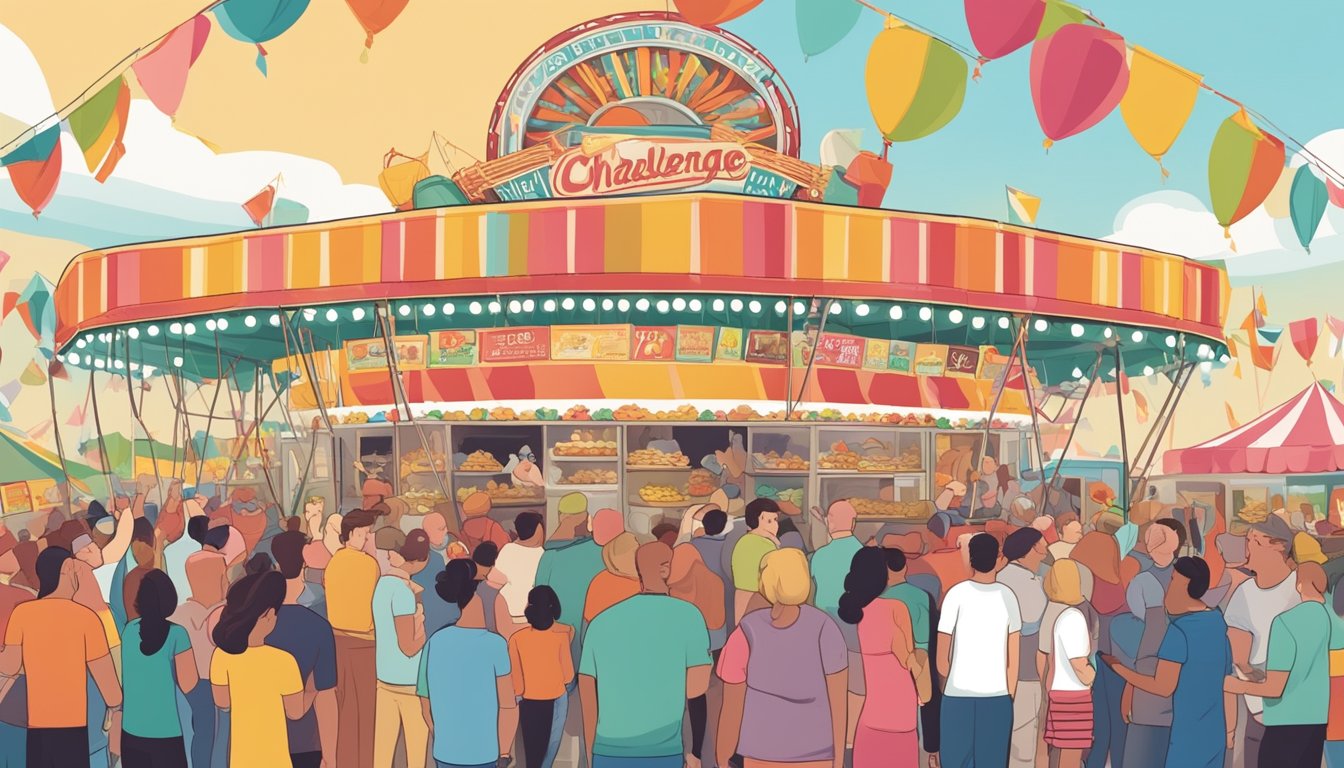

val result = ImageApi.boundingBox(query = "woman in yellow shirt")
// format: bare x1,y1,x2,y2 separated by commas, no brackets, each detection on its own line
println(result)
508,585,575,768
210,570,310,767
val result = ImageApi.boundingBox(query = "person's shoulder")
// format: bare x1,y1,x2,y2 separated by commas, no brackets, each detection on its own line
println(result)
278,603,333,632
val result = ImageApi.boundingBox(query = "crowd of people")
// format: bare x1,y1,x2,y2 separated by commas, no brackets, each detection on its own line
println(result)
0,474,1338,768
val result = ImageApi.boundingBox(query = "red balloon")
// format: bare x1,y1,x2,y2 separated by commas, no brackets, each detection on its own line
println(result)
7,140,62,218
345,0,410,49
1030,24,1129,146
965,0,1046,59
673,0,763,27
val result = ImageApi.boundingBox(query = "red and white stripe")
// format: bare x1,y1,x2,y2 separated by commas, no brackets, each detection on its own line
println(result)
1165,382,1344,475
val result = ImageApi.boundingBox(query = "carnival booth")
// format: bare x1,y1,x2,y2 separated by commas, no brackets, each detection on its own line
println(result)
49,12,1230,544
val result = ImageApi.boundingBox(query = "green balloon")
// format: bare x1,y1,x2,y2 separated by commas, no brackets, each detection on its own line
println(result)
796,0,862,57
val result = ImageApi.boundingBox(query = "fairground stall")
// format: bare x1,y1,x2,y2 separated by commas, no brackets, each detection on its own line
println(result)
48,12,1230,545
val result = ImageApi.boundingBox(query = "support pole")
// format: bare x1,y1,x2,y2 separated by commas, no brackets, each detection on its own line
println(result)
1130,363,1196,503
88,372,114,496
125,337,165,505
1016,318,1048,480
1046,347,1107,492
46,365,74,517
968,319,1028,519
1113,343,1130,520
787,298,833,420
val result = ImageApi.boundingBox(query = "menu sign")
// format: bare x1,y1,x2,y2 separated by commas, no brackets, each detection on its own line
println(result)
429,330,477,367
0,483,31,515
631,326,677,361
345,335,427,372
914,344,948,376
945,345,980,377
675,326,716,362
814,333,865,368
863,339,890,371
888,341,915,372
716,328,744,361
479,327,551,363
394,336,428,371
745,330,788,364
552,325,631,361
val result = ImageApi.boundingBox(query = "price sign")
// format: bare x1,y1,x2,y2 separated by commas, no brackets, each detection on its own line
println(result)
675,326,716,362
479,327,551,363
814,333,865,368
863,339,890,371
745,330,788,364
552,325,631,361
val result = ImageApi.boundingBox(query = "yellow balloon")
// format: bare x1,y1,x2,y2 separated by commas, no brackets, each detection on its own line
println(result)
865,24,933,140
1120,47,1201,172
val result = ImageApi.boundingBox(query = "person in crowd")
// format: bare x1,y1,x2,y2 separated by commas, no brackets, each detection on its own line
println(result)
807,499,864,757
324,508,380,768
776,518,807,552
122,518,158,623
171,518,231,768
460,492,511,553
508,585,575,768
1225,560,1330,768
209,570,309,768
472,541,508,635
419,509,455,565
0,547,122,766
689,507,732,607
717,547,845,768
268,529,338,768
497,512,547,637
373,528,431,768
211,488,271,556
651,522,680,550
56,511,131,674
584,532,641,623
120,569,195,766
838,546,930,768
583,542,711,768
1040,558,1096,768
411,523,453,635
302,511,342,600
1104,556,1234,768
729,499,780,623
0,528,31,766
1225,515,1301,768
936,532,1021,768
1326,576,1344,767
997,527,1049,768
1006,495,1038,529
162,494,205,602
669,543,726,767
419,558,517,768
970,457,1004,519
1068,530,1131,768
1049,513,1083,561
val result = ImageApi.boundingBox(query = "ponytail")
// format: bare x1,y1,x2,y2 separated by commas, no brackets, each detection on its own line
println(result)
435,559,479,610
135,569,179,656
838,547,894,625
212,571,285,655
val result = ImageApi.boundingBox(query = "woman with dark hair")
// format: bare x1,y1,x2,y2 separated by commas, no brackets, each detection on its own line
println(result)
121,569,196,767
419,558,518,768
507,585,574,768
209,571,309,768
839,547,929,768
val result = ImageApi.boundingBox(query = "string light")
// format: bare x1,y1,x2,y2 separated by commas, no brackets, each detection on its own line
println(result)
244,315,258,327
147,325,160,337
672,297,687,311
890,306,903,320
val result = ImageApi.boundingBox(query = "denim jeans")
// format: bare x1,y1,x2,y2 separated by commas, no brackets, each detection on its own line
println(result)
185,682,216,768
0,721,22,768
939,695,1012,768
539,680,575,768
1324,740,1344,768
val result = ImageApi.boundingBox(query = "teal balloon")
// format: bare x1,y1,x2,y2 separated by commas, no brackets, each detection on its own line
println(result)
214,0,311,73
1290,165,1328,252
796,0,862,57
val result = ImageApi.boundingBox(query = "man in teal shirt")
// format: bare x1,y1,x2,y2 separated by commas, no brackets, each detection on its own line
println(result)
808,499,864,760
580,541,711,767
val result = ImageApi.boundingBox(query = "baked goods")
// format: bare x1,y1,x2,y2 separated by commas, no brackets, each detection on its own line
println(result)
627,447,690,468
458,450,504,472
561,469,618,485
818,440,922,472
753,450,809,470
554,430,618,457
638,485,690,503
400,448,446,476
485,479,543,501
1237,500,1269,524
851,498,930,519
688,468,717,497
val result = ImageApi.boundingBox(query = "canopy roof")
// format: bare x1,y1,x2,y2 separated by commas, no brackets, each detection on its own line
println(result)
0,426,103,494
1163,382,1344,475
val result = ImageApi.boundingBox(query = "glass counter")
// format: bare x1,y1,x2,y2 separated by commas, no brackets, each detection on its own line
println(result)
817,428,924,474
395,425,450,515
451,424,545,508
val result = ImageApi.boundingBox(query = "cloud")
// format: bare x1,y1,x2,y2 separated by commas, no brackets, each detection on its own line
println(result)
1105,190,1282,262
0,23,389,248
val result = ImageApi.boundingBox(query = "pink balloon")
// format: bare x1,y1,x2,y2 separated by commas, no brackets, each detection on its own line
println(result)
965,0,1046,59
1030,24,1129,145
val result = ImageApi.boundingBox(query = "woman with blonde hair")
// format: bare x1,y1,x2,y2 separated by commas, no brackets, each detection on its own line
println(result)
1067,532,1130,768
717,549,848,768
582,532,640,622
1040,560,1096,768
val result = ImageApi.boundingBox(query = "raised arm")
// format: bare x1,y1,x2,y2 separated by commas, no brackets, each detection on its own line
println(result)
101,503,136,566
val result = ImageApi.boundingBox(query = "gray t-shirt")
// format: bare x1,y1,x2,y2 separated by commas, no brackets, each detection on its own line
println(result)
1225,571,1301,715
1124,564,1176,726
998,563,1048,682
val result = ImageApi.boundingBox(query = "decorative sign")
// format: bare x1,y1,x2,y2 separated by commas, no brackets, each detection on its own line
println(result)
479,327,551,363
888,341,916,372
914,344,948,377
814,333,865,368
0,483,32,515
393,336,428,371
344,335,427,372
716,328,745,361
675,326,717,363
945,345,981,377
745,330,789,364
632,326,677,361
863,339,890,371
978,345,1011,381
552,325,631,361
552,138,752,198
429,330,477,367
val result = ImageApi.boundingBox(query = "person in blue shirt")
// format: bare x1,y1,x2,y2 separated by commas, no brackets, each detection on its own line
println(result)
1104,556,1235,768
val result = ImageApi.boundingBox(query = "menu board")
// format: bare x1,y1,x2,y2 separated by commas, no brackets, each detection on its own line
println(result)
945,345,980,377
0,483,31,515
345,335,427,372
393,336,428,371
429,330,477,367
716,328,744,361
631,327,676,361
552,325,631,361
814,333,865,368
914,344,948,376
745,330,789,364
978,345,1010,381
479,327,551,363
675,326,716,362
889,341,916,372
863,339,890,371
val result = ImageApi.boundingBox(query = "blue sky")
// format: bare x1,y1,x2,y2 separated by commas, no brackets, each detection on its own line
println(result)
724,0,1342,240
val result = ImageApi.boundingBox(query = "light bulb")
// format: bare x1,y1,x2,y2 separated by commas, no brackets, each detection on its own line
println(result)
244,315,258,328
618,299,631,312
203,318,216,332
128,327,140,340
712,299,725,312
397,304,410,317
1072,367,1083,378
561,298,575,311
523,299,535,312
1165,335,1177,348
672,298,687,311
998,317,1010,329
324,309,337,322
829,303,842,315
1033,319,1048,333
172,356,183,367
794,301,807,315
855,303,871,317
147,325,160,337
1103,328,1113,339
543,300,556,312
169,322,183,334
76,339,87,348
269,315,281,327
509,300,522,313
469,302,483,315
1071,324,1084,338
582,298,596,312
775,300,787,314
184,322,197,335
731,299,744,312
748,300,762,313
601,299,614,311
918,307,932,322
488,301,501,314
688,299,702,312
889,306,903,320
441,304,454,316
637,298,651,311
67,353,80,365
1143,366,1154,376
656,300,670,313
217,318,229,330
948,309,963,323
1131,330,1144,343
971,316,985,330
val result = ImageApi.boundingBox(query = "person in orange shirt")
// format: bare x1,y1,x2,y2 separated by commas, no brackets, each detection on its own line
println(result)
583,532,641,623
509,585,575,768
0,547,122,766
460,492,512,553
323,508,381,768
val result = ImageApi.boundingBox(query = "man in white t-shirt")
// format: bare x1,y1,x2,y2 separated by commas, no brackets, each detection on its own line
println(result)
937,532,1022,768
1225,516,1300,768
494,511,546,638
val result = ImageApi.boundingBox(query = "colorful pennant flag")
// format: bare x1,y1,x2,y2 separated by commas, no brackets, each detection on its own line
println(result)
1030,24,1129,150
242,184,276,226
1256,324,1284,347
3,134,62,217
1119,47,1201,177
797,0,862,58
1289,317,1321,364
1326,315,1344,357
1133,388,1149,423
18,360,45,386
1290,166,1329,252
213,0,313,75
1208,109,1285,240
67,76,130,182
131,15,211,118
1006,186,1040,225
1225,402,1239,429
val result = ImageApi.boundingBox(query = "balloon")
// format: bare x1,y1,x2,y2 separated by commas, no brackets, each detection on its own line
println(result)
1208,109,1285,231
819,129,863,168
6,140,61,218
131,15,211,117
1030,24,1128,148
865,23,968,142
965,0,1045,59
344,0,410,60
672,0,763,27
1263,166,1295,219
1290,165,1328,252
1035,0,1091,40
213,0,312,74
797,0,862,57
1119,47,1201,174
1329,179,1344,208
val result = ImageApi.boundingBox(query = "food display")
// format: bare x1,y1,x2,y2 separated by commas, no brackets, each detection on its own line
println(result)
455,480,543,503
851,498,931,519
688,468,717,497
627,447,690,468
560,468,619,485
1237,499,1269,524
400,448,446,476
819,439,922,472
755,483,805,507
458,450,504,472
400,487,448,514
554,430,618,457
637,484,691,504
753,450,809,471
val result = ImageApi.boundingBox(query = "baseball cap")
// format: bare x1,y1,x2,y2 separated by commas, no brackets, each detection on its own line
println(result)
1250,515,1296,546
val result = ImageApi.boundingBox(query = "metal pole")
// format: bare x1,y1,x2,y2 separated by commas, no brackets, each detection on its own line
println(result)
788,298,833,420
967,319,1027,519
1113,343,1130,519
88,372,114,496
125,337,165,503
45,365,74,517
1015,319,1048,479
1047,347,1107,491
1131,363,1196,502
785,296,795,416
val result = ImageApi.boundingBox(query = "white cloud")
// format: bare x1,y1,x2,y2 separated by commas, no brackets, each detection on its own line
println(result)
1105,190,1282,261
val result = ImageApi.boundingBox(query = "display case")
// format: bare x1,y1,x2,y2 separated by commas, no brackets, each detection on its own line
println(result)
545,425,622,530
332,424,396,512
817,427,924,474
394,425,451,516
451,424,545,510
280,434,337,517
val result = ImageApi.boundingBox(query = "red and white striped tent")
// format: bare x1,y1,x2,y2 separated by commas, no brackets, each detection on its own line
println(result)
1164,382,1344,475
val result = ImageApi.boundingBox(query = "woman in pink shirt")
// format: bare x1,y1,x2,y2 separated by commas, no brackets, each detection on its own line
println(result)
838,547,931,768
